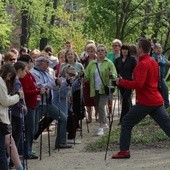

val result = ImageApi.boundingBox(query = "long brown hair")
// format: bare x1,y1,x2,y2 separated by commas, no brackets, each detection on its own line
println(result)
0,63,16,94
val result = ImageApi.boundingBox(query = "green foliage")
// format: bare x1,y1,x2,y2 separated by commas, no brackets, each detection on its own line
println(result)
1,0,170,55
85,116,170,152
0,1,13,50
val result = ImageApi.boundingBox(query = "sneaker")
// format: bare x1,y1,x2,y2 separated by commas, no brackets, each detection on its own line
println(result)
103,124,109,129
96,128,104,136
67,139,81,144
111,150,130,159
76,125,82,132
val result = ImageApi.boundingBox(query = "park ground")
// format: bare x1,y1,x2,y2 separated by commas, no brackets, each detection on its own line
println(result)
28,95,170,170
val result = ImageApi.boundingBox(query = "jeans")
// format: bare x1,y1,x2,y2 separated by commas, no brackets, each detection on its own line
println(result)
38,103,67,146
120,104,170,150
25,107,35,157
0,123,8,170
34,101,40,135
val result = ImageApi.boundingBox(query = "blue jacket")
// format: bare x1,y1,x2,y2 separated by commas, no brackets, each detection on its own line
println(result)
152,53,167,78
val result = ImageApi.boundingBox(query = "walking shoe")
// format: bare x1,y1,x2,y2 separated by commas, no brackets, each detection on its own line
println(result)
55,143,72,149
67,139,81,144
76,125,82,132
96,128,104,136
103,123,109,129
26,154,38,159
111,150,130,159
33,139,39,143
86,119,92,124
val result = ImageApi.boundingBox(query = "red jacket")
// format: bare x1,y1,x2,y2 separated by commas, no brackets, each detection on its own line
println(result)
119,54,163,106
19,72,40,109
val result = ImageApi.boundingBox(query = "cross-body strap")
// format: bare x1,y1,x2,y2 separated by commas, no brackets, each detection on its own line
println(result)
96,63,105,86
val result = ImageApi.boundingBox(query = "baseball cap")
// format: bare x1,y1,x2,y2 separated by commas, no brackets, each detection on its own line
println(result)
35,55,52,63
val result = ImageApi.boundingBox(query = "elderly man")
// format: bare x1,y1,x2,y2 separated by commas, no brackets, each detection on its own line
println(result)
30,54,72,149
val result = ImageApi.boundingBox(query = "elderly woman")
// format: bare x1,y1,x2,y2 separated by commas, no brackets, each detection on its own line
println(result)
85,44,117,136
152,43,170,108
107,39,122,63
81,43,97,123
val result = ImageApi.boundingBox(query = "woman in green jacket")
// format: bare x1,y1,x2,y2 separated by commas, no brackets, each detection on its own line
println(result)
85,44,117,135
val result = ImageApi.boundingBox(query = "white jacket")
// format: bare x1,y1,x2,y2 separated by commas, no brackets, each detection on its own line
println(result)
0,77,20,124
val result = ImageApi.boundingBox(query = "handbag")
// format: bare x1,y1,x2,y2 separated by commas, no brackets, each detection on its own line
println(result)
96,63,115,95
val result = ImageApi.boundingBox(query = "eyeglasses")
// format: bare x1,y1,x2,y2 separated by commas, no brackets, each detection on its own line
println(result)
9,58,16,61
97,49,105,52
112,44,120,47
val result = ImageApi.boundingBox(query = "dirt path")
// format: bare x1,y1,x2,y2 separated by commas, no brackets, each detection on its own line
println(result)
28,119,170,170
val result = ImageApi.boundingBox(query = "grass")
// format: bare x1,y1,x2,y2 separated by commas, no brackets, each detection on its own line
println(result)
85,111,170,152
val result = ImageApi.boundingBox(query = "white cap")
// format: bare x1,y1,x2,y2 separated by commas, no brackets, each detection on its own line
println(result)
35,56,52,63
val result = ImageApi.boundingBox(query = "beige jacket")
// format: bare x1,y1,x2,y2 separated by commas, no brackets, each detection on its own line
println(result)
0,77,20,124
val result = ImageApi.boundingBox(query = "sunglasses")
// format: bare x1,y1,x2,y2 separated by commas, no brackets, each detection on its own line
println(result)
9,58,16,61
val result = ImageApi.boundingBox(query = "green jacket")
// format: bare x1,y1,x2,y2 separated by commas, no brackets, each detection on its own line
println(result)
85,58,117,97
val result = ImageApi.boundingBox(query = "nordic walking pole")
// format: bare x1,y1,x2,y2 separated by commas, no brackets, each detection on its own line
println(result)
104,89,117,160
57,82,61,152
39,94,43,160
85,108,90,133
20,101,28,169
117,87,121,118
9,106,12,170
79,73,85,137
45,90,51,156
107,72,114,126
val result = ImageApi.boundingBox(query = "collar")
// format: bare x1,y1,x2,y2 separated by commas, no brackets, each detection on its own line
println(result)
138,54,150,62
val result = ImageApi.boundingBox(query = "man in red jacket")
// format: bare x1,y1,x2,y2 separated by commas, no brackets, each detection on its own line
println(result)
112,38,170,159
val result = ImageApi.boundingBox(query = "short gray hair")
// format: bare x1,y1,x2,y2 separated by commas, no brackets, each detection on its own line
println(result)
96,44,108,54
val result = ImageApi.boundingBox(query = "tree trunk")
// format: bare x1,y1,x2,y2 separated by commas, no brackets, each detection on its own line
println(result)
50,0,58,26
140,0,153,38
20,10,29,47
39,28,48,51
40,0,58,50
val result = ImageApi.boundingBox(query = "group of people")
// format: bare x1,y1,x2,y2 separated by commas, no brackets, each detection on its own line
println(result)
0,37,170,170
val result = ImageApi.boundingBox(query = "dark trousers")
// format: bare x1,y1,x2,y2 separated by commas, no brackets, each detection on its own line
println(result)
0,123,8,170
120,104,170,150
159,78,169,108
24,107,35,157
67,110,77,139
119,87,132,122
11,116,22,148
